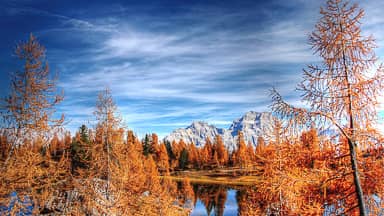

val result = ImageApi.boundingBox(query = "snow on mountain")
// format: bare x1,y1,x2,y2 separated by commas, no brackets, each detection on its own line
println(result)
164,111,273,151
226,111,273,150
166,121,221,148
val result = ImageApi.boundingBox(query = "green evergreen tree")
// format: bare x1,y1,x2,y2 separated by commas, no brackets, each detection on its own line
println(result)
165,140,175,162
142,134,151,156
70,124,91,174
79,124,89,143
179,148,189,170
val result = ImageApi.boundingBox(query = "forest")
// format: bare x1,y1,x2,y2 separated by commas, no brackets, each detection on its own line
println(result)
1,0,384,215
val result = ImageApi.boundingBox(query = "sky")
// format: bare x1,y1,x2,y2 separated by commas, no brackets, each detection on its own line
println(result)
0,0,383,138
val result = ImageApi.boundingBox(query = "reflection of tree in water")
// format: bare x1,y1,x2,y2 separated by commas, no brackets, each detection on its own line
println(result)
184,183,271,215
237,186,286,216
175,178,194,207
192,184,227,216
237,188,257,216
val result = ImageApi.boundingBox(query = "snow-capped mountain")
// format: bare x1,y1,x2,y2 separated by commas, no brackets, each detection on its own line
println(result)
164,111,273,151
227,111,273,149
165,121,221,148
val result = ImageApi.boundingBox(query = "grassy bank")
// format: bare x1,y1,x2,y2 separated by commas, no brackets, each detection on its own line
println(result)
161,167,261,186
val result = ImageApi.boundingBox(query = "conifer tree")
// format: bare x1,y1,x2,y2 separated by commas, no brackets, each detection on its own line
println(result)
164,140,175,169
214,135,228,166
157,143,170,174
204,138,213,158
234,131,248,168
49,132,59,157
127,130,136,148
2,34,64,155
255,136,266,155
187,143,199,168
93,87,122,201
151,133,159,158
64,131,72,147
0,34,68,214
200,138,213,168
143,134,152,156
247,142,255,163
212,151,219,166
70,124,91,174
179,148,189,169
271,0,384,214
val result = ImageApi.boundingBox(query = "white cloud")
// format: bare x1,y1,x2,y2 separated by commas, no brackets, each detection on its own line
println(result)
24,0,384,137
51,4,313,136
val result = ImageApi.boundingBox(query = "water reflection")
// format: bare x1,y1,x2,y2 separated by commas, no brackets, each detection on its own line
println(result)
176,181,383,216
191,189,237,216
187,184,256,216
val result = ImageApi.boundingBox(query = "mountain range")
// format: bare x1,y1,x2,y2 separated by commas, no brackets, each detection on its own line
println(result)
164,111,273,152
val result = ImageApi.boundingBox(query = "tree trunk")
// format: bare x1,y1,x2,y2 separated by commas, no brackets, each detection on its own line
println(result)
339,10,367,213
348,138,366,215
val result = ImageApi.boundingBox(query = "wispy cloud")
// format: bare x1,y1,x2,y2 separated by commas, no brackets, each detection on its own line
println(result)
47,2,340,136
1,0,383,138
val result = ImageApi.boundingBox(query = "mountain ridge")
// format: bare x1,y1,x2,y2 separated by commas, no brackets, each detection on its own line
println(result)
164,111,273,151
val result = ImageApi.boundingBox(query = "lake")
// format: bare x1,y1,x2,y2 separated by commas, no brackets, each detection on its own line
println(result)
187,184,249,216
185,183,384,216
191,189,238,216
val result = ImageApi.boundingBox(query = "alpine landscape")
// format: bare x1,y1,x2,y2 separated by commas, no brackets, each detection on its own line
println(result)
0,0,384,215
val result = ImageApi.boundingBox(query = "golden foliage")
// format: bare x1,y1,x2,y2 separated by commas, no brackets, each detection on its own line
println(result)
254,128,384,215
0,142,71,214
270,0,384,214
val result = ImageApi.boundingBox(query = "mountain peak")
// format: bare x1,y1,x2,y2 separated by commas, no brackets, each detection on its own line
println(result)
188,121,210,129
230,111,271,131
165,111,273,151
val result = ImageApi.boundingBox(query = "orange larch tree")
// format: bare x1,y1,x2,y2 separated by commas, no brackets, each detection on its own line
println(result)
234,131,248,168
157,143,170,174
255,136,266,155
0,34,69,214
247,141,255,164
187,142,199,168
214,135,228,167
93,87,123,201
151,133,159,159
271,0,384,214
1,34,64,154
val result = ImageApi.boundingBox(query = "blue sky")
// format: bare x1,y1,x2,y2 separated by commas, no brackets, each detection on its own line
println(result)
0,0,383,138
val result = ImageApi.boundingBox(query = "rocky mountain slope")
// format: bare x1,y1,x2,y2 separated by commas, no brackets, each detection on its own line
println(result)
164,111,273,151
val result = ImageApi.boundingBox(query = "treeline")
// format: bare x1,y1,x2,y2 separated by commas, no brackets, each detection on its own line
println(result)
0,35,188,215
66,120,383,215
246,124,384,215
2,106,383,215
1,0,384,215
142,131,262,172
22,125,261,176
0,125,187,215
